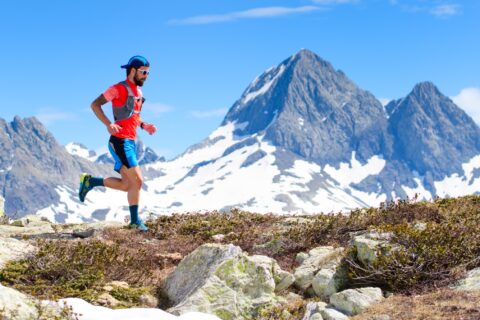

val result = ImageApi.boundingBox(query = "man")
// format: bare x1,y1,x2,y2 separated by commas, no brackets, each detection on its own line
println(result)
78,55,156,231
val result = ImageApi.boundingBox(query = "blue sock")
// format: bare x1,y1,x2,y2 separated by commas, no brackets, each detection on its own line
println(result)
90,177,104,187
129,205,139,224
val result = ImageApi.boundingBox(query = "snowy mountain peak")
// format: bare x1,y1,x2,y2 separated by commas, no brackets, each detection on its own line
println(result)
65,142,97,161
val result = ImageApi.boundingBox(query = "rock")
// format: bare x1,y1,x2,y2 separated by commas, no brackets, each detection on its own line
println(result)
72,228,95,238
103,281,130,292
250,255,295,292
351,232,395,266
0,237,36,268
139,293,159,308
164,243,243,306
165,244,291,319
0,284,39,319
296,252,309,264
212,234,225,242
294,246,344,292
454,267,480,291
312,266,348,300
284,292,304,304
329,287,384,316
0,220,55,237
302,301,327,320
320,308,349,320
96,293,121,308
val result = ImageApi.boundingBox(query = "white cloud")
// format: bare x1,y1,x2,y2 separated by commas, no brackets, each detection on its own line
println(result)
430,4,460,17
35,109,76,126
451,88,480,125
190,108,228,119
169,6,320,25
389,1,461,17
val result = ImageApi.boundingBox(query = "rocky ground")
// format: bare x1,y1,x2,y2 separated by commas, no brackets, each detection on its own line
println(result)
0,195,480,319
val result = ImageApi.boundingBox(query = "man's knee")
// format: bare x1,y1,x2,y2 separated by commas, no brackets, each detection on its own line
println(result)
135,175,143,190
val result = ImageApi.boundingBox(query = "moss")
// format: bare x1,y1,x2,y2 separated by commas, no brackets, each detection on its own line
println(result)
109,286,150,304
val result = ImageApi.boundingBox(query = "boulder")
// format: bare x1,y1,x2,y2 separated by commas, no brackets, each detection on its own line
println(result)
329,287,384,316
0,237,36,268
301,301,327,320
351,232,395,266
320,308,350,320
294,246,344,292
164,243,243,305
249,255,295,293
165,244,292,319
454,268,480,291
312,266,348,300
0,217,55,237
0,284,39,319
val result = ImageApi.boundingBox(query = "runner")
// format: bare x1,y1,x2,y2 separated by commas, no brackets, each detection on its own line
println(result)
79,55,156,231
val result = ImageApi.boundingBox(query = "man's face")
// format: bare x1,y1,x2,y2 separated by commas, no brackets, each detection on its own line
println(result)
134,67,150,86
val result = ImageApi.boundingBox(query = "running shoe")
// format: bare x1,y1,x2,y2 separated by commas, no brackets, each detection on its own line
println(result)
129,220,149,232
78,173,93,202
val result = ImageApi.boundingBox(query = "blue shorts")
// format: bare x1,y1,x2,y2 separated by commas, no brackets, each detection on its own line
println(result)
108,136,138,173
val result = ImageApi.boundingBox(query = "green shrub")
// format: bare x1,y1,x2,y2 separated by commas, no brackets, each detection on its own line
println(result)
346,195,480,292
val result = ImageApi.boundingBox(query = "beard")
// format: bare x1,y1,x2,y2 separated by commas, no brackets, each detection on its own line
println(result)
134,76,145,86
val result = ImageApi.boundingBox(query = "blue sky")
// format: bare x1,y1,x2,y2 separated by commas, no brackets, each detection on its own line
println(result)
1,0,479,159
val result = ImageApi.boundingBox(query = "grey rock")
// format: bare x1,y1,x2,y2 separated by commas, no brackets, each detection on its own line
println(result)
165,244,291,319
0,237,36,268
454,267,480,291
320,308,349,320
164,243,243,306
294,246,344,292
330,287,384,316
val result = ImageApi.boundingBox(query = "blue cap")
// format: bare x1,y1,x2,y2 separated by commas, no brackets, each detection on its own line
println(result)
121,55,150,69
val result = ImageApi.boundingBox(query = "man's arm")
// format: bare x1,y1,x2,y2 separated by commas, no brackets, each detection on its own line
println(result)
91,94,121,135
139,118,157,135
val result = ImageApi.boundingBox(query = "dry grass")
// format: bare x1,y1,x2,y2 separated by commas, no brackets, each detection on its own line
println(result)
352,289,480,320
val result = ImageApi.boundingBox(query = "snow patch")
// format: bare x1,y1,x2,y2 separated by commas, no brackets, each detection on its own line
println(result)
324,152,386,188
56,298,221,320
242,65,286,104
434,155,480,197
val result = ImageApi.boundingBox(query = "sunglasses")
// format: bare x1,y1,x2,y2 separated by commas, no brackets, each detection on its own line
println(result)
137,69,150,76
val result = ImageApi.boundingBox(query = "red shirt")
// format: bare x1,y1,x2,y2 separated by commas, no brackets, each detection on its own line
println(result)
103,79,143,140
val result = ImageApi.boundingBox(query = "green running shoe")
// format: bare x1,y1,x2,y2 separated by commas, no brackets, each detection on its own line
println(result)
79,173,93,202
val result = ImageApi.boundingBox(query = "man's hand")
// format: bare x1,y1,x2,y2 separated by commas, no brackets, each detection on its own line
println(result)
142,123,157,135
107,123,122,135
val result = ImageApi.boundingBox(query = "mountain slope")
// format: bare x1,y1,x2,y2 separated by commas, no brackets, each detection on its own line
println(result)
0,116,110,218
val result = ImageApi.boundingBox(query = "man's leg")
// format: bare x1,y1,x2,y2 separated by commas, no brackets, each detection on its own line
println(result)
103,166,129,192
124,166,148,231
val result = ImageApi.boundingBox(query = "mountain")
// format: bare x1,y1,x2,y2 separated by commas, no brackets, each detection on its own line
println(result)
2,49,480,222
224,49,391,166
387,81,480,179
0,117,110,218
